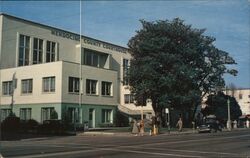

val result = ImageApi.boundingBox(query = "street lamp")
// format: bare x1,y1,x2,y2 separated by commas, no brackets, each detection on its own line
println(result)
227,98,231,131
165,108,170,133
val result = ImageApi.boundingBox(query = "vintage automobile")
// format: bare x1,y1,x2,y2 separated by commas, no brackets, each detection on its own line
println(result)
197,115,222,133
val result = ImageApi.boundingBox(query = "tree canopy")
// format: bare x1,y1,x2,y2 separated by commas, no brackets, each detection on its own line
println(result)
127,18,237,125
202,91,242,122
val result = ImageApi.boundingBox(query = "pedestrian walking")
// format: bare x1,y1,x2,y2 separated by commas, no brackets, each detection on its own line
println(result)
132,119,139,136
139,120,144,136
176,118,183,132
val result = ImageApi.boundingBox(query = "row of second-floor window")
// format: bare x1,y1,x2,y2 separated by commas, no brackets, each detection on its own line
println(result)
18,34,58,66
68,77,113,96
2,77,55,96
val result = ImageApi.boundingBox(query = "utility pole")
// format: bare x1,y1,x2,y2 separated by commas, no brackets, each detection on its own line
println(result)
227,98,231,131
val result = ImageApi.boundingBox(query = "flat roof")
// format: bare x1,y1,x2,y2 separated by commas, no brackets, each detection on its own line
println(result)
0,13,129,50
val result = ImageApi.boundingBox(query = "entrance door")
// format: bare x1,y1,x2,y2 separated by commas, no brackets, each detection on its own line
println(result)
89,109,95,128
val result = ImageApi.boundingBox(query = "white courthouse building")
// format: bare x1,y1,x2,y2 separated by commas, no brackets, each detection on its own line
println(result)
227,88,250,115
0,13,153,127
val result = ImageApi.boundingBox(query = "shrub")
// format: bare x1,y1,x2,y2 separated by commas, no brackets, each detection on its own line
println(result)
1,116,20,131
20,119,39,132
38,120,65,135
1,116,20,140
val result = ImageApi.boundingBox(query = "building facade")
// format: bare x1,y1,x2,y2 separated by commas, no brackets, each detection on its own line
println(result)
0,13,153,127
226,89,250,115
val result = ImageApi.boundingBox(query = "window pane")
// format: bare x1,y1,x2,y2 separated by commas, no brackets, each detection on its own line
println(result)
92,53,98,67
19,35,24,46
43,78,49,92
51,52,55,62
19,48,24,66
69,77,79,93
75,78,79,92
29,80,33,93
69,77,73,92
91,81,96,94
39,39,43,50
25,36,30,47
101,82,105,95
86,52,92,65
33,38,38,49
47,41,50,51
124,94,129,104
39,50,43,63
51,77,55,92
46,52,50,62
25,48,29,65
52,42,56,53
33,50,38,64
21,79,32,94
86,79,90,94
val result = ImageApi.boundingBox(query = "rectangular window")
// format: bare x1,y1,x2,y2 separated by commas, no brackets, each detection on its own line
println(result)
101,81,112,96
18,34,30,66
67,107,79,123
41,107,54,122
101,109,112,123
124,94,134,104
20,108,31,120
2,81,13,95
123,59,129,85
239,94,243,99
33,38,43,64
21,79,33,94
43,76,55,92
86,79,97,95
46,41,56,62
0,109,11,122
68,77,79,93
83,49,108,68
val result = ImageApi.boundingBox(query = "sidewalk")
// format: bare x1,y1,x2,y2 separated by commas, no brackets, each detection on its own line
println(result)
78,127,250,137
77,127,197,137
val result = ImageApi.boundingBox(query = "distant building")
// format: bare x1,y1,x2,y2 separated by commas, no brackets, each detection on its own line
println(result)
0,13,153,127
226,88,250,115
201,89,250,116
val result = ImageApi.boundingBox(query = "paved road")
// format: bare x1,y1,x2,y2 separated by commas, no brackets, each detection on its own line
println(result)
1,129,250,158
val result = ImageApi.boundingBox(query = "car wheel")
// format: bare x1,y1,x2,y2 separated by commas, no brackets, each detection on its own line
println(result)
211,129,217,133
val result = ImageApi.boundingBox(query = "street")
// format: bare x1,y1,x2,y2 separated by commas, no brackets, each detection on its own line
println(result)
1,129,250,158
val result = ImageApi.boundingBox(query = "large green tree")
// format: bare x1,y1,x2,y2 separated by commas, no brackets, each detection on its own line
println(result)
202,91,242,122
128,19,237,126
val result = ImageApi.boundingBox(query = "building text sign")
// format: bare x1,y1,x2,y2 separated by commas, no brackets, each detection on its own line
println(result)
51,30,127,53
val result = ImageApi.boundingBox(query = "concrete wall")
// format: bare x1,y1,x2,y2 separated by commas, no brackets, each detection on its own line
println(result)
228,89,250,115
61,61,118,106
0,62,63,105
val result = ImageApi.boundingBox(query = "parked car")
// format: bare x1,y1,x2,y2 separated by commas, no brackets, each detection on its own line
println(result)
197,122,222,133
197,115,222,133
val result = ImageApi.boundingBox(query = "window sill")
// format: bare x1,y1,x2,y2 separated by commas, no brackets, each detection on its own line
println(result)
21,93,33,96
42,91,56,94
86,94,99,97
68,92,80,95
1,95,12,97
102,95,113,98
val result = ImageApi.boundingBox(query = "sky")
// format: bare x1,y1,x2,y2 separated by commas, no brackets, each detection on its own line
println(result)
0,0,249,88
